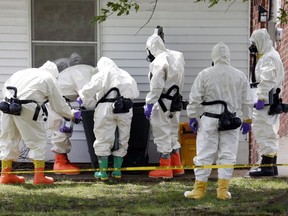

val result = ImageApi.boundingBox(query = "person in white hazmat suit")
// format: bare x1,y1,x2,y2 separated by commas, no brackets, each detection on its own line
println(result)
78,57,139,180
0,61,80,185
144,31,185,179
248,29,284,177
184,42,253,200
46,64,97,175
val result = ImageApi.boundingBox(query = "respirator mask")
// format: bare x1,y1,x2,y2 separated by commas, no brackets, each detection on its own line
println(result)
146,49,155,62
249,42,258,53
0,87,22,115
113,96,133,114
202,100,242,131
267,88,288,115
218,111,242,131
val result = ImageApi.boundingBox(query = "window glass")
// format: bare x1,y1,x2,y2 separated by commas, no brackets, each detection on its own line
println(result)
32,0,95,41
32,0,97,67
33,45,96,68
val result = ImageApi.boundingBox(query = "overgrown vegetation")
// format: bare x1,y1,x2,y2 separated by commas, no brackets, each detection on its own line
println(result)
0,176,287,215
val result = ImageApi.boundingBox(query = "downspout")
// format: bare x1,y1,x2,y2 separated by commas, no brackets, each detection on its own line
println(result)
267,0,281,46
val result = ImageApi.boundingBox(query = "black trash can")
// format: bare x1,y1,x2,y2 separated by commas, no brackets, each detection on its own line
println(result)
81,109,98,168
81,102,150,169
122,102,150,168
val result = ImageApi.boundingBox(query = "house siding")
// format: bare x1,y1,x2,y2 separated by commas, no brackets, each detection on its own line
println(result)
0,0,30,92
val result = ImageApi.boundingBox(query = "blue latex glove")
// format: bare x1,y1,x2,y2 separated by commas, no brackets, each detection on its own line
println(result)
189,118,198,134
144,104,153,119
254,99,265,110
76,97,83,106
240,122,251,135
72,109,82,124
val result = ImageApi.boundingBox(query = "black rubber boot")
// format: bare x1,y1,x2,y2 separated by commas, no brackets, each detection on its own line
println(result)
249,155,275,177
273,156,278,176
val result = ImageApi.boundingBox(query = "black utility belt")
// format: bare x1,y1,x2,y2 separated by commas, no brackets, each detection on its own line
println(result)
98,97,133,114
99,98,117,103
203,112,236,119
2,97,47,121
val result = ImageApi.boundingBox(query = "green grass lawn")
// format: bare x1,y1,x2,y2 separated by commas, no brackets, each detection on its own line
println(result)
0,175,287,216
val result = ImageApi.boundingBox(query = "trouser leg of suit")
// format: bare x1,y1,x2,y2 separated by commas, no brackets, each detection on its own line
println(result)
111,111,132,157
252,108,280,156
170,111,181,150
93,110,117,157
149,102,173,178
13,105,48,160
93,106,132,158
170,111,184,175
217,128,239,179
251,108,279,176
194,116,239,182
0,113,25,184
150,102,173,155
0,113,22,160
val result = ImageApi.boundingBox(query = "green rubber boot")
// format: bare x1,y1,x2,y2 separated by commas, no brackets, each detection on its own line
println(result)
94,156,108,181
111,156,123,179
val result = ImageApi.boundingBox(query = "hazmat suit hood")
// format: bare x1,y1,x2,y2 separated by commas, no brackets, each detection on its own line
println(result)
211,41,230,65
249,28,273,55
146,34,166,57
39,61,59,79
97,56,118,73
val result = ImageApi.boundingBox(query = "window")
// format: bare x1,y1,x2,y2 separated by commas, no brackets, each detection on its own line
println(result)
31,0,97,67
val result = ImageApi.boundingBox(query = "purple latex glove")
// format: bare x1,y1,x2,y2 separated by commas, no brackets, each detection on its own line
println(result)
72,109,82,123
60,119,73,133
144,104,153,119
189,118,198,134
254,99,265,110
240,122,251,135
76,97,83,106
60,125,72,133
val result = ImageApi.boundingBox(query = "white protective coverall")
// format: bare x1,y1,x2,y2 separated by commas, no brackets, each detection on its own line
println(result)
250,29,284,156
187,42,253,181
79,57,139,157
46,64,97,153
145,34,185,155
0,61,73,161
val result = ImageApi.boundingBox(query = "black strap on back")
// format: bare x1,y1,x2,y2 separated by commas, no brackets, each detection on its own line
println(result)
158,85,180,113
5,86,48,121
95,87,121,108
201,100,227,110
201,100,235,119
21,99,49,121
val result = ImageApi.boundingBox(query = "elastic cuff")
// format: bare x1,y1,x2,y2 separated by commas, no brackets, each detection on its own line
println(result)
243,119,252,124
264,153,277,158
98,156,109,160
33,160,45,168
160,153,170,159
1,160,12,169
172,148,180,154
